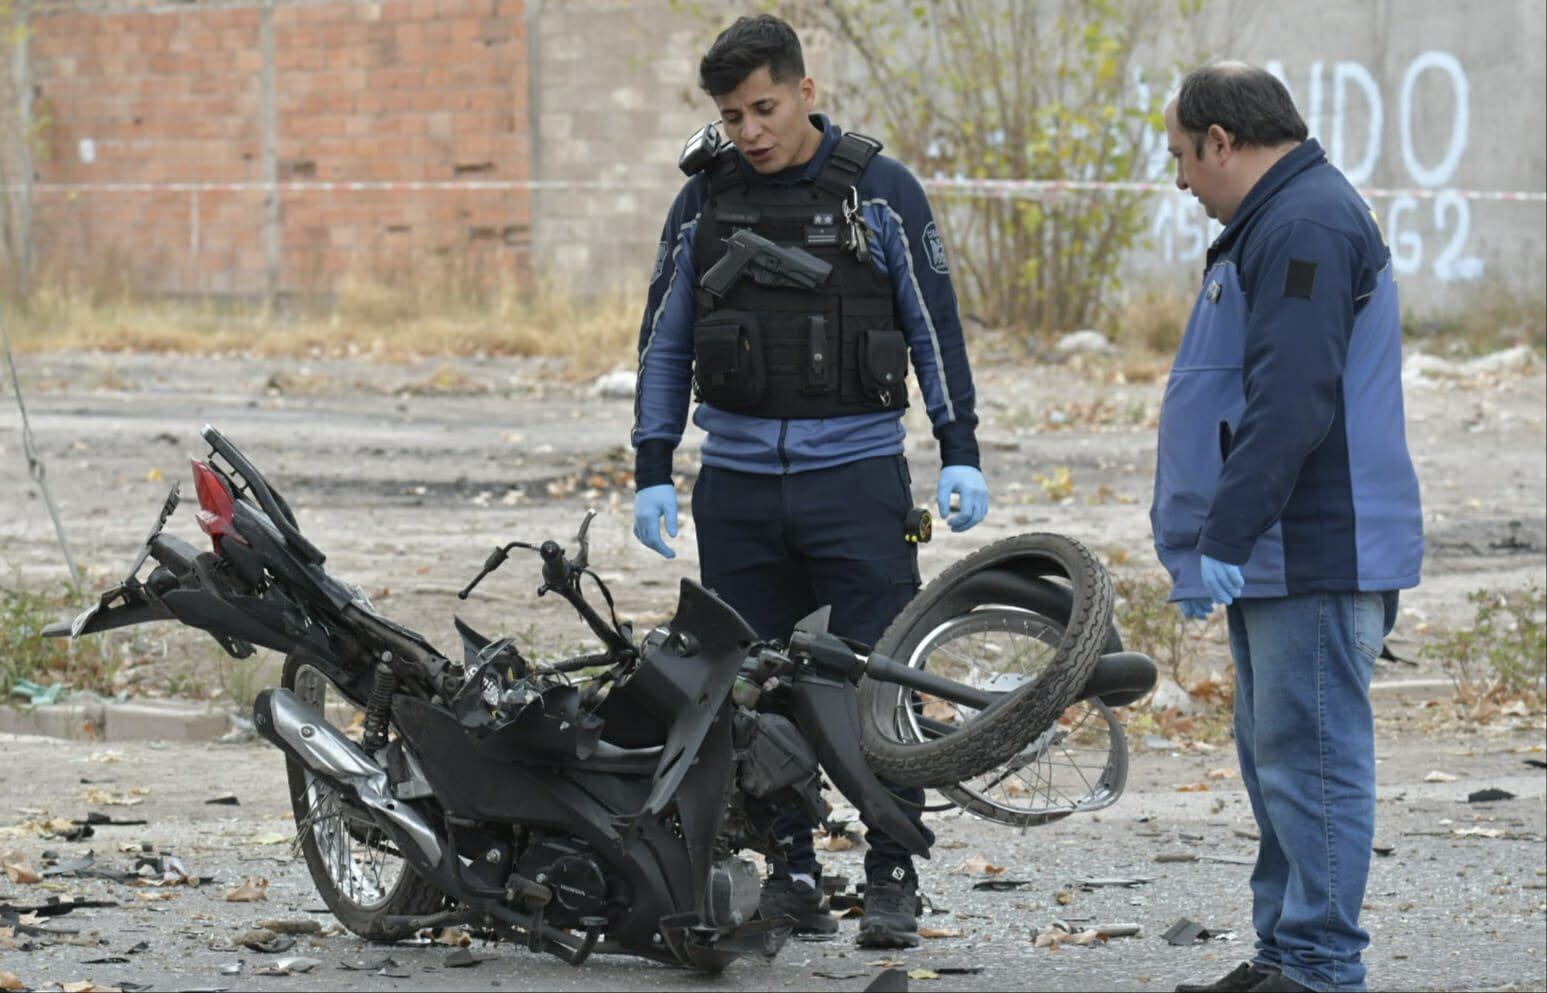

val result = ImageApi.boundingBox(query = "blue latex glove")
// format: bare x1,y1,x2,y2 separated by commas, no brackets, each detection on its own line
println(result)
1179,597,1214,620
632,484,678,559
937,465,989,533
1200,553,1245,606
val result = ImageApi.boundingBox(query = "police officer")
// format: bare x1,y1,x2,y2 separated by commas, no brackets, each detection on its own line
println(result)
1153,63,1423,993
629,14,988,949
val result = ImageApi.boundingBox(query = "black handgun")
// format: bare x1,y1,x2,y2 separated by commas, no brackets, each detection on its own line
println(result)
700,228,833,299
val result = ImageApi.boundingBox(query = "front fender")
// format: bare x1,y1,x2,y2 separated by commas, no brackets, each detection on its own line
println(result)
789,675,930,858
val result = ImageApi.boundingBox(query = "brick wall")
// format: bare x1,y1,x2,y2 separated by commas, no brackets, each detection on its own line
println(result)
24,0,530,297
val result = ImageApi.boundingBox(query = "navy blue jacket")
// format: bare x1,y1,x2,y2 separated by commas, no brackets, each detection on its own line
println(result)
1151,139,1423,599
631,116,980,488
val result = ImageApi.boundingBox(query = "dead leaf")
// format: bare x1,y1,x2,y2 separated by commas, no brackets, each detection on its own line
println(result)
431,926,471,946
1,850,41,885
62,983,122,993
136,890,175,902
225,876,270,902
1174,782,1211,792
908,968,941,980
1453,827,1506,838
920,694,959,723
824,833,855,852
1055,890,1073,905
1205,768,1236,780
917,926,962,939
957,854,1005,876
0,972,21,991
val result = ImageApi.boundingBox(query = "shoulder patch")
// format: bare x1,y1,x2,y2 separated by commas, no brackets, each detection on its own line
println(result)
923,221,949,274
650,240,669,284
1283,258,1317,300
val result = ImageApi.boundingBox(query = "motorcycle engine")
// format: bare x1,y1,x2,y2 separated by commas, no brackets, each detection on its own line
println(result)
515,836,612,927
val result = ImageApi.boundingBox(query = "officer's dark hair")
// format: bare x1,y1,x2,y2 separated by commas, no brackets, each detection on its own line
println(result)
1175,62,1308,157
698,14,805,97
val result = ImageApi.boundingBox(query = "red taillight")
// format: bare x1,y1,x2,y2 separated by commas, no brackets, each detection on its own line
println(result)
191,459,247,551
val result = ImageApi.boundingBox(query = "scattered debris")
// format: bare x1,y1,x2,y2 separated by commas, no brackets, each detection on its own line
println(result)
254,955,321,976
1075,876,1153,889
1198,855,1255,866
1154,852,1197,863
1372,842,1396,857
205,794,241,806
864,968,909,992
1162,918,1210,945
1173,782,1211,792
1467,788,1516,803
79,812,148,828
234,929,296,954
225,877,269,902
971,878,1031,892
445,947,493,968
1034,927,1106,949
1423,770,1459,783
917,926,962,939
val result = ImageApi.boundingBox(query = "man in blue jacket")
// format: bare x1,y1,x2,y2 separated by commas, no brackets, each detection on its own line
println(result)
1153,64,1423,993
629,14,988,950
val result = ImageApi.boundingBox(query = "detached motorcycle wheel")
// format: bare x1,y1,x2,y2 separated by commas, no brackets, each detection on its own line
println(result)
282,655,444,941
859,533,1113,788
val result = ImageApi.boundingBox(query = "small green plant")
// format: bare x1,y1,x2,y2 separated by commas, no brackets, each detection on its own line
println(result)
1112,570,1229,688
1423,585,1546,701
0,582,116,700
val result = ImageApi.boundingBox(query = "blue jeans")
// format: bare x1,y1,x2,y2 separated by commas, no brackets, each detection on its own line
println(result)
1227,591,1397,993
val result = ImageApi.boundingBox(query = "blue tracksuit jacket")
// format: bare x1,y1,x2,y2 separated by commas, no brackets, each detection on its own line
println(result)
631,116,980,488
1151,139,1423,599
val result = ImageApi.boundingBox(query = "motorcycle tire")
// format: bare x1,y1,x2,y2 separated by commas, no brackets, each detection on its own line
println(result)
282,654,445,941
859,533,1113,788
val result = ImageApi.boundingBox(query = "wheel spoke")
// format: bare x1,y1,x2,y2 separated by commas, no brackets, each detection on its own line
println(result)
896,607,1128,824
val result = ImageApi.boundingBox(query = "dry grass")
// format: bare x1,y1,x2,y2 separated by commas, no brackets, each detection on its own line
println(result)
3,264,644,380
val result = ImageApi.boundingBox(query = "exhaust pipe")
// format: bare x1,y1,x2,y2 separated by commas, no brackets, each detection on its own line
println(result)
252,688,443,868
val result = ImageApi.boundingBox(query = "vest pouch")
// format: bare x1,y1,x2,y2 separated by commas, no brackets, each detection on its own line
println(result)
693,310,765,409
858,328,908,406
801,314,837,395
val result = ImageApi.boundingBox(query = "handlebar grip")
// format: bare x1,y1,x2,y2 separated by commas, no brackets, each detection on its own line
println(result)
539,540,572,588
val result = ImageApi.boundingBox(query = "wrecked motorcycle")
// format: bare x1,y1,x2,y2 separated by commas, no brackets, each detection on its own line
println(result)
45,425,1156,972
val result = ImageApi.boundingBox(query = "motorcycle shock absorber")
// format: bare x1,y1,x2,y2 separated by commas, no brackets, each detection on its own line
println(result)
361,660,398,754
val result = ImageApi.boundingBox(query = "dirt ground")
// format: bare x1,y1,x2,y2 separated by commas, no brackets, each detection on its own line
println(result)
1,348,1544,991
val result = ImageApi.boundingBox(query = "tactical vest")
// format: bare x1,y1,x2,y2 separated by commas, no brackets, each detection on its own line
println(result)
690,133,908,419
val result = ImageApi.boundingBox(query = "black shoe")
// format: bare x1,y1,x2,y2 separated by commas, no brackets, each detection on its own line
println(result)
1175,963,1280,992
758,875,838,935
857,866,920,949
1246,972,1310,993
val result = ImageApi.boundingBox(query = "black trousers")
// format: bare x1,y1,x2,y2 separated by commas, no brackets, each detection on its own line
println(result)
692,455,936,880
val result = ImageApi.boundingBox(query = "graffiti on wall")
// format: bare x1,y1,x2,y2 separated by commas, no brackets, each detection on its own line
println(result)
1148,50,1483,282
